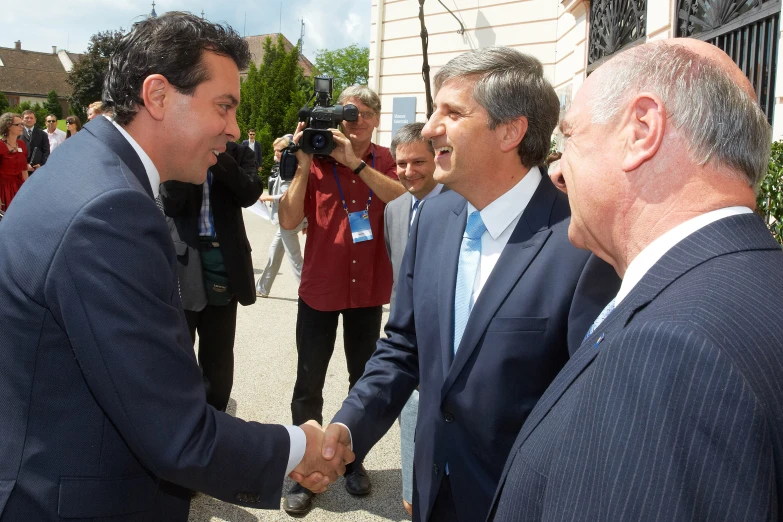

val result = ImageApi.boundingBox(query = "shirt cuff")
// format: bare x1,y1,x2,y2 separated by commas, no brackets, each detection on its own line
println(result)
284,425,306,478
332,422,353,451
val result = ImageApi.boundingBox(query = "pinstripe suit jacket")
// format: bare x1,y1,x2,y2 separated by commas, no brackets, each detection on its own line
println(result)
489,213,783,521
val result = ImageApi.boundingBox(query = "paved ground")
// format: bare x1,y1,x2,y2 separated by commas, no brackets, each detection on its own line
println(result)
189,206,409,522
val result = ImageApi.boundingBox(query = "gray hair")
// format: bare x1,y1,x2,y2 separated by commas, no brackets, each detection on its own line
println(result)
591,43,771,189
338,85,381,115
433,46,559,167
390,122,433,160
0,112,20,137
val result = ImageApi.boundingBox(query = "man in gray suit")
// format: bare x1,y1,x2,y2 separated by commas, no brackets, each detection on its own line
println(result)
384,122,447,515
489,38,783,521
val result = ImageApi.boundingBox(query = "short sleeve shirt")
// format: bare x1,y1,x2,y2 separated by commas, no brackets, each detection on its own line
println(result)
299,144,397,311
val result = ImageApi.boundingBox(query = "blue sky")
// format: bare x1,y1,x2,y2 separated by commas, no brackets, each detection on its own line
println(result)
2,0,370,61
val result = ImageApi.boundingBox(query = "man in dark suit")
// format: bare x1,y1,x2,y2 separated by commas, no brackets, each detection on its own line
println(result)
20,109,50,173
488,39,783,521
242,128,262,173
312,47,619,522
161,140,262,412
0,13,350,521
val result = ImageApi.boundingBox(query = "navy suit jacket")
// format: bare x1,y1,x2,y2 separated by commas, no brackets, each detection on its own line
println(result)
489,213,783,521
0,117,289,521
333,175,619,522
241,139,262,169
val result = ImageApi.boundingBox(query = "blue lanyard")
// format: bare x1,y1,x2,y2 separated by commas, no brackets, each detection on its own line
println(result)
332,146,375,215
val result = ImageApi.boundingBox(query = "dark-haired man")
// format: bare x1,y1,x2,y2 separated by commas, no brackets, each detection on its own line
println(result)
242,128,262,173
44,114,66,153
0,12,351,520
319,47,619,522
19,109,49,172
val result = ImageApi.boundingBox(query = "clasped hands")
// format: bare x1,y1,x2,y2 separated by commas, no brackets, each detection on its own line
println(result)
289,421,354,493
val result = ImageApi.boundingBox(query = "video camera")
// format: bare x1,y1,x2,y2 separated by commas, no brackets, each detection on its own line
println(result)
280,76,359,180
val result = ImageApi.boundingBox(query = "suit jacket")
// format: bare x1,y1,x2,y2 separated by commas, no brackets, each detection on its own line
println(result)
0,117,289,521
161,141,262,309
19,126,50,167
384,187,449,306
489,213,783,521
241,139,262,169
333,175,620,522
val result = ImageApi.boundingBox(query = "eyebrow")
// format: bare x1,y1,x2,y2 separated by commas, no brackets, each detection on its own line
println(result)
219,94,239,107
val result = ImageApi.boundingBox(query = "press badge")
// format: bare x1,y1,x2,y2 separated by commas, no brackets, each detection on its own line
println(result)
348,211,373,243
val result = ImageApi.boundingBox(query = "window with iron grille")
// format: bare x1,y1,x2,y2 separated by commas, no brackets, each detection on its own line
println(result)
588,0,648,69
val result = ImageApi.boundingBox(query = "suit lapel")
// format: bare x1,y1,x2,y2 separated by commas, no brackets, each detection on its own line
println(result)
438,199,466,376
440,177,558,401
83,117,154,199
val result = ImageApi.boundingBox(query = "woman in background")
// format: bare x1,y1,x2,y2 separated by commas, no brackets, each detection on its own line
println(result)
0,113,32,211
65,116,82,138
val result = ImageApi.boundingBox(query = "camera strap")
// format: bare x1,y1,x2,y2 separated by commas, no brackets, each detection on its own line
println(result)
332,146,376,215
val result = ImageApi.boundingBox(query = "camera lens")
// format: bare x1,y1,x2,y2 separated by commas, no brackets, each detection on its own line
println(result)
311,133,326,150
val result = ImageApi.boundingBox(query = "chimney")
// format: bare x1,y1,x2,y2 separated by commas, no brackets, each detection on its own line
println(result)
14,41,21,50
52,46,57,54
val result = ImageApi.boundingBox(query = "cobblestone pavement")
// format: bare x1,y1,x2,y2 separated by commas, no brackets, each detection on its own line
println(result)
189,207,409,522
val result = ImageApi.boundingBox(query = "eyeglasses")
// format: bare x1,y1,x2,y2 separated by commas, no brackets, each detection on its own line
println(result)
11,123,23,128
46,120,56,123
358,111,377,120
66,120,75,125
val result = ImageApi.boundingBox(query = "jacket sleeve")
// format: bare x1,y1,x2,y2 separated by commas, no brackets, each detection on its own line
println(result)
211,143,263,207
40,129,50,165
45,189,289,507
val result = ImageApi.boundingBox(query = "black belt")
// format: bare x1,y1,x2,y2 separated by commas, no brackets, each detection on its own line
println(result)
198,237,220,251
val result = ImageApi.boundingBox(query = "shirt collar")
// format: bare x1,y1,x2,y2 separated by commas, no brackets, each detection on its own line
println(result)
109,117,161,198
466,166,542,240
616,206,753,305
412,183,444,206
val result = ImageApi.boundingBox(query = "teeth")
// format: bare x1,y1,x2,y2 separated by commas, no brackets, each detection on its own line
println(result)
212,150,219,157
436,147,453,153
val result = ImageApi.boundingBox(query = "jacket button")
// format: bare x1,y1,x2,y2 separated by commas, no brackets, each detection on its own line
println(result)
444,412,454,423
433,464,439,475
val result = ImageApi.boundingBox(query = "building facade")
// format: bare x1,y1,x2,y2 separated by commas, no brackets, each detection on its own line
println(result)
370,0,782,145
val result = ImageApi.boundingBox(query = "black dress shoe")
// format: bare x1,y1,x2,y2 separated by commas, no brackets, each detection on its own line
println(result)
283,483,315,515
344,463,372,496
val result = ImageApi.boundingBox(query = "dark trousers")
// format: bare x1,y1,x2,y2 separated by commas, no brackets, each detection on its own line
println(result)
185,298,238,412
291,298,382,426
429,475,458,521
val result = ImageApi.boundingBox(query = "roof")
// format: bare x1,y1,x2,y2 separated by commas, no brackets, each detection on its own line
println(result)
0,47,82,98
243,34,314,77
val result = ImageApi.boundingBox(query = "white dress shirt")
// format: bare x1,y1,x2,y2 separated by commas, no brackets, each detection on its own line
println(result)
410,183,444,226
46,128,66,152
467,166,542,307
615,206,753,306
109,117,306,477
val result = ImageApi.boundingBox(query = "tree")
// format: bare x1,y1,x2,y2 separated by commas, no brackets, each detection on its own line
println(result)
237,35,309,184
67,29,125,121
12,101,48,128
314,44,370,101
758,140,783,244
44,90,63,120
0,92,9,114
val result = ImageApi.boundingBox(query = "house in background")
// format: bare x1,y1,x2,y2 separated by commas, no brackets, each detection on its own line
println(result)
0,41,83,115
242,33,314,79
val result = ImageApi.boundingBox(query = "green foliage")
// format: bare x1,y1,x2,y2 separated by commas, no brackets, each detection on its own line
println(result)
758,140,783,245
11,101,48,128
314,44,370,101
44,90,63,120
0,92,9,114
237,35,309,186
67,29,125,121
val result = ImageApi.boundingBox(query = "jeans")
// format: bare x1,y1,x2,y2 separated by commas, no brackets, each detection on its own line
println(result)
256,222,304,296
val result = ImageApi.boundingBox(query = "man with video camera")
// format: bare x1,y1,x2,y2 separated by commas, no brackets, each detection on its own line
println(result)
277,84,405,514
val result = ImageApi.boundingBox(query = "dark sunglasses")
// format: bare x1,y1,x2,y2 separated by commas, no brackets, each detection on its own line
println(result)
66,120,75,124
46,120,57,123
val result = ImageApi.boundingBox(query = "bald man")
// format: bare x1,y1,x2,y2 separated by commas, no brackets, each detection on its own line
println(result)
488,38,783,521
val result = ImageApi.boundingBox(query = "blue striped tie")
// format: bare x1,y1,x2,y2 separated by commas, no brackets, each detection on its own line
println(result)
454,211,486,354
584,298,616,341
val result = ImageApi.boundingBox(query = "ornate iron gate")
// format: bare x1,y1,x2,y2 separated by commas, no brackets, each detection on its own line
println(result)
678,0,782,123
588,0,648,69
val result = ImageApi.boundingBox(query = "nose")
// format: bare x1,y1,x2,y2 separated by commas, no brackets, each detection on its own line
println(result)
422,115,443,141
225,111,240,141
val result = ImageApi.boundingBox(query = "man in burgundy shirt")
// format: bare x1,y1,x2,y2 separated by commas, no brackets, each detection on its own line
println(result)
277,84,405,514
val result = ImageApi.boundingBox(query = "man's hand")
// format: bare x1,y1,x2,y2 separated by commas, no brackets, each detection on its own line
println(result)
328,129,362,171
258,194,274,203
322,423,352,461
275,122,313,171
289,420,354,493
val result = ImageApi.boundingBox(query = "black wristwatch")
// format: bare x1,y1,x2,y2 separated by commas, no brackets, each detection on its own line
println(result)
352,160,367,175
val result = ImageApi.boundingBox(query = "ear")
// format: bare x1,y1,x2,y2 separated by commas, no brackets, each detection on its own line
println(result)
620,92,665,172
498,116,528,153
141,74,169,122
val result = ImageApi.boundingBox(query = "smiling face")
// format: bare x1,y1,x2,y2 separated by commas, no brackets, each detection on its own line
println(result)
395,141,438,199
340,97,379,145
160,51,241,184
421,78,501,193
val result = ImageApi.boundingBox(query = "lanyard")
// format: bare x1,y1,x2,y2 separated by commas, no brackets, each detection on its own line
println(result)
332,146,375,215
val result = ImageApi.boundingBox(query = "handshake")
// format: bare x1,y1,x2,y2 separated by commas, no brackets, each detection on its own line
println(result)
289,421,354,493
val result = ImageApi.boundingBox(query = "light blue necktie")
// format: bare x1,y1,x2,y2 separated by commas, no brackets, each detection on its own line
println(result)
584,297,616,341
453,211,486,354
409,199,420,233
